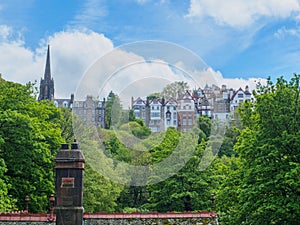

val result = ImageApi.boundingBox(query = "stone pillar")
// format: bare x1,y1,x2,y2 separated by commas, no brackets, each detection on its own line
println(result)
54,140,85,225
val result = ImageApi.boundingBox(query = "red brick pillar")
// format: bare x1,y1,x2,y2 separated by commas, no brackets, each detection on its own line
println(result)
54,140,85,225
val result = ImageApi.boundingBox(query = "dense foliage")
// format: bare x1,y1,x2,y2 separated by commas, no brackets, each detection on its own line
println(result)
217,75,300,224
0,75,299,225
0,78,63,212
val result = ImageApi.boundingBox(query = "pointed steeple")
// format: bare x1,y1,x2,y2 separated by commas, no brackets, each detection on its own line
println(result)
44,45,51,80
38,45,54,101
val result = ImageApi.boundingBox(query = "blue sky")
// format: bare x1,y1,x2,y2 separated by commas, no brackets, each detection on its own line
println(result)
1,0,300,98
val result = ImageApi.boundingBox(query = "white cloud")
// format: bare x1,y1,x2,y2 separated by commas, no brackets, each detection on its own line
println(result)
0,25,12,41
175,65,267,93
0,29,114,99
0,41,43,84
43,29,114,98
274,26,300,39
0,27,266,105
187,0,300,28
71,0,108,27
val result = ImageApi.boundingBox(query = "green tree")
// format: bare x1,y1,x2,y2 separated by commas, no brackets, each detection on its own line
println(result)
59,107,74,143
161,81,189,99
145,139,215,212
218,126,240,157
148,92,161,101
0,157,16,212
105,91,122,129
83,163,123,213
197,116,212,141
0,78,63,212
220,75,300,224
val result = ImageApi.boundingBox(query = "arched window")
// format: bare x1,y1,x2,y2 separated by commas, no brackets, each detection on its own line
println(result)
63,101,68,107
54,101,58,107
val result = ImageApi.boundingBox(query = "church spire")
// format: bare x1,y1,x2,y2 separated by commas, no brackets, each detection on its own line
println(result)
38,45,54,101
44,45,51,80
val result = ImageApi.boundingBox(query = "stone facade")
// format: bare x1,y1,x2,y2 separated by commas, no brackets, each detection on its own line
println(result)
38,45,54,101
72,95,106,128
0,212,217,225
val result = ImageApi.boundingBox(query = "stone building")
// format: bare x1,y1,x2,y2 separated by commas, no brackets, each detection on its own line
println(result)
38,45,251,132
72,96,106,128
37,46,106,128
177,90,195,132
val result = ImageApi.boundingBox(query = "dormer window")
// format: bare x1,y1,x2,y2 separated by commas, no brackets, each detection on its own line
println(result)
166,111,171,120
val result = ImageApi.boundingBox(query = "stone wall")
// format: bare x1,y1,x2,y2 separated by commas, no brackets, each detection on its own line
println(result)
0,211,218,225
84,218,217,225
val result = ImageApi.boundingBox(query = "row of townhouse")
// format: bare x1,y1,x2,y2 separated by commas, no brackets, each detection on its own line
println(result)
38,45,250,133
51,84,250,132
132,85,251,132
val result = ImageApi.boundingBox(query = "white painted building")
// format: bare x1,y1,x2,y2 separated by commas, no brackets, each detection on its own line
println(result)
149,98,163,132
164,98,178,130
230,86,251,111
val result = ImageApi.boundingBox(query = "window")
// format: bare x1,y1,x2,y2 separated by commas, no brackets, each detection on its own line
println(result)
151,112,160,117
166,112,171,119
157,106,160,110
238,93,244,98
173,106,176,110
63,101,68,107
54,101,58,107
173,120,177,126
167,106,170,110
